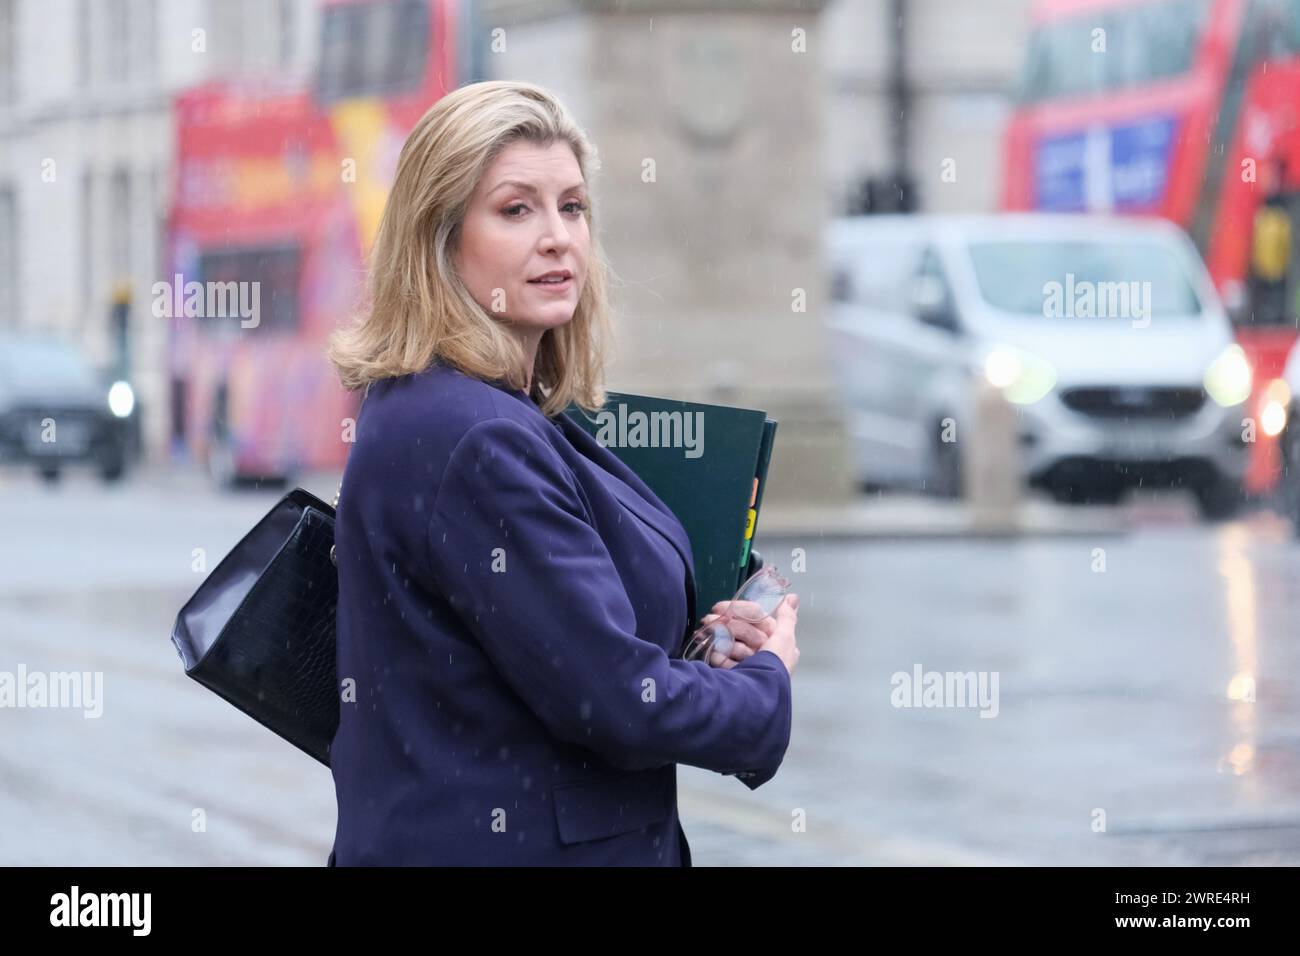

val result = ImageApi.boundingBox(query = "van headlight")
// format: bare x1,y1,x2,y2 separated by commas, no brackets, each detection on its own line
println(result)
107,380,135,418
982,345,1057,405
1203,344,1252,407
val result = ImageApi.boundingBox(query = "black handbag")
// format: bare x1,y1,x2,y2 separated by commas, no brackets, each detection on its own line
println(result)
169,483,343,766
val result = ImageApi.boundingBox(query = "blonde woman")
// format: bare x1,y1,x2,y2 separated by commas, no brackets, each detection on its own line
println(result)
325,80,799,866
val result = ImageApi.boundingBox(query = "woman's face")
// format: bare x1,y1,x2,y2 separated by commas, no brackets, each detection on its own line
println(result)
455,140,590,346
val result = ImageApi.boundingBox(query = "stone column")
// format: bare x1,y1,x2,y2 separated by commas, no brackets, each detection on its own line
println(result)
479,0,855,505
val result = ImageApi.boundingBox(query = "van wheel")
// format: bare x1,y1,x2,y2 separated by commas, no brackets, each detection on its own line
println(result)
1195,475,1242,522
97,449,126,483
1280,422,1300,533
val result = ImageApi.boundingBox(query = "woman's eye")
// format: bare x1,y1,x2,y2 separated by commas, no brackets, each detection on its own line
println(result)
503,200,586,218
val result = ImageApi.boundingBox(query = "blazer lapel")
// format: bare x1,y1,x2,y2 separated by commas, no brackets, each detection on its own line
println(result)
483,380,700,632
556,411,699,627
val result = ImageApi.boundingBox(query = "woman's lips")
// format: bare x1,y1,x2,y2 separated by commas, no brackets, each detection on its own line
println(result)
527,276,573,292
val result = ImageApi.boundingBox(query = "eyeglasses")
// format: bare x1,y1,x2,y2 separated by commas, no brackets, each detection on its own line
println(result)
681,564,791,664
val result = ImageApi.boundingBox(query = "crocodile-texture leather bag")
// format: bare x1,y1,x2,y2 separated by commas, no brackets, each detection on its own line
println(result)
169,484,343,766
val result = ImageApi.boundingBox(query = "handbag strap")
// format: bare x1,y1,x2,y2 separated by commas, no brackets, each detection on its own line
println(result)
329,479,342,567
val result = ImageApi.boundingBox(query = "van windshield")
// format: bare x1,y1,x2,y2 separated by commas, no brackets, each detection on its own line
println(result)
0,340,99,391
967,239,1204,319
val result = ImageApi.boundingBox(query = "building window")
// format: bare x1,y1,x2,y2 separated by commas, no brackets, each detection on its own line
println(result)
0,0,16,106
210,0,246,73
77,0,91,86
0,186,18,327
135,0,158,81
110,168,131,284
81,171,95,327
106,0,128,83
279,0,296,65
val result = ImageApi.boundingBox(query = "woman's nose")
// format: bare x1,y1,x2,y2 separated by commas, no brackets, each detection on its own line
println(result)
538,211,573,249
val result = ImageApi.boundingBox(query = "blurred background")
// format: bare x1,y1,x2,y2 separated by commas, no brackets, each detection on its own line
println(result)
4,0,1300,865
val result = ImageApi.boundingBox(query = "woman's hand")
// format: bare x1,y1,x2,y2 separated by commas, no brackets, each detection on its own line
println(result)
702,593,799,675
699,599,773,667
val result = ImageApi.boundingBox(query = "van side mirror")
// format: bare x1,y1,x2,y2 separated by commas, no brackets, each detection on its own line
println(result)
911,274,959,332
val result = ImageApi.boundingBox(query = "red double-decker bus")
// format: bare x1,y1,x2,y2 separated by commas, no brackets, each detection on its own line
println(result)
166,0,460,485
1003,0,1300,496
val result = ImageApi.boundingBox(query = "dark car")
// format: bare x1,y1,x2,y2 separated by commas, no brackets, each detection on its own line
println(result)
0,333,136,484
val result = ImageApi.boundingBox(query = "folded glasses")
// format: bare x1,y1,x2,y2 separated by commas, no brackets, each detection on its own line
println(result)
681,564,791,664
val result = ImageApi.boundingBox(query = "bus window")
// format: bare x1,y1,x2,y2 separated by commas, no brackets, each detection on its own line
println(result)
1110,0,1209,88
1018,0,1213,103
1019,15,1103,101
315,0,430,102
195,246,303,335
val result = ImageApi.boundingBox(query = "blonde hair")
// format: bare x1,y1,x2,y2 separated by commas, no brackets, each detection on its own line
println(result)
326,80,614,418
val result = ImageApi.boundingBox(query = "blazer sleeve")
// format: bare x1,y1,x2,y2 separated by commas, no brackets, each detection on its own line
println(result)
423,416,792,788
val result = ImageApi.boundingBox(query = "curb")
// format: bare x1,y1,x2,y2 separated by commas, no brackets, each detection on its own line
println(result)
755,498,1129,540
121,467,1131,540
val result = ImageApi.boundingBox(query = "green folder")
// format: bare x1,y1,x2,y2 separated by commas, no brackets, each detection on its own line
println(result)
563,392,779,616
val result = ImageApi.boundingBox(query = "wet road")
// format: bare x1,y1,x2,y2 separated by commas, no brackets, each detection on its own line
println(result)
2,468,1298,865
734,508,1300,865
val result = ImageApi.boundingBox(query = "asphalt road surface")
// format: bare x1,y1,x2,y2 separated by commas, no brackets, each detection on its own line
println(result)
2,467,1298,865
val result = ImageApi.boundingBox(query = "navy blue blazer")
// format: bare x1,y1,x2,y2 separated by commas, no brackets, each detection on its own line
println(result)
327,363,793,865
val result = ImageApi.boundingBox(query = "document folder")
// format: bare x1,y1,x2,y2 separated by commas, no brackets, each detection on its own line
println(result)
563,392,779,616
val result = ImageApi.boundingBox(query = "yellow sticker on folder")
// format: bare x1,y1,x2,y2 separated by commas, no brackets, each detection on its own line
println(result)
744,508,756,540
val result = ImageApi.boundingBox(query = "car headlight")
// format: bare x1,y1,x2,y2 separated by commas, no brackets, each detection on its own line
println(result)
982,345,1057,405
108,380,135,418
1204,344,1252,407
1262,378,1290,437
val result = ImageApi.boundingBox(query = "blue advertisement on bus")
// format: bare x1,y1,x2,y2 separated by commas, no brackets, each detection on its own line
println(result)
1034,114,1177,212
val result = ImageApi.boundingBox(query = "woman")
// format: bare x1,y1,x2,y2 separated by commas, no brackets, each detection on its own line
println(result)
324,80,800,866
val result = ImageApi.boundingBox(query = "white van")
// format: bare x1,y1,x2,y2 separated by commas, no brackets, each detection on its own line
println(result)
825,214,1251,518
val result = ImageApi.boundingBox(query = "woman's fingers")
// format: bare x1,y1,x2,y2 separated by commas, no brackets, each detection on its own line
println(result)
701,596,788,667
710,599,770,621
707,631,756,667
702,603,778,640
730,619,772,650
726,640,756,662
700,618,769,652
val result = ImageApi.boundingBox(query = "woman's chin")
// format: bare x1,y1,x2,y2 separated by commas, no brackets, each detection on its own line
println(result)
522,309,577,331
